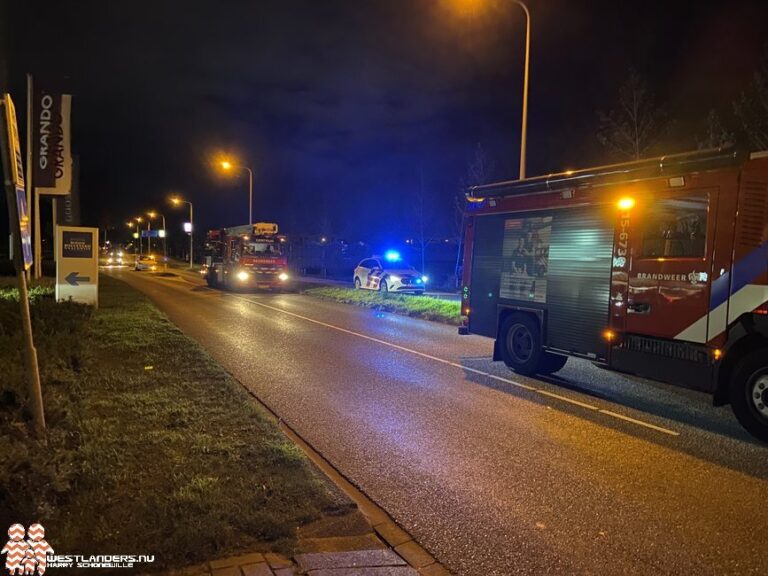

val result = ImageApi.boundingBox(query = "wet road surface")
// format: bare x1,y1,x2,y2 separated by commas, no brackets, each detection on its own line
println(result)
109,269,768,576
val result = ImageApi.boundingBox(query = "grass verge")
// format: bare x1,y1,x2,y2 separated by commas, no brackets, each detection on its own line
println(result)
0,275,346,569
303,286,460,325
0,276,55,302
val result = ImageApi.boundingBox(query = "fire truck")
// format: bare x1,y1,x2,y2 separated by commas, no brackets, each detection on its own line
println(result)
459,148,768,441
203,222,291,291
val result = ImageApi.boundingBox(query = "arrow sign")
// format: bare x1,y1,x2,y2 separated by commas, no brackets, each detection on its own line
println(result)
65,271,91,286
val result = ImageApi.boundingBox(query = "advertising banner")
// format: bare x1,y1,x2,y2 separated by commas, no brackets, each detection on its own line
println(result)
33,89,72,195
55,156,81,225
2,95,33,269
56,226,99,307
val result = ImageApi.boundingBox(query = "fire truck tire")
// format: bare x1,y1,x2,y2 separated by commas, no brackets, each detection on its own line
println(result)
729,349,768,443
499,313,542,376
538,352,568,375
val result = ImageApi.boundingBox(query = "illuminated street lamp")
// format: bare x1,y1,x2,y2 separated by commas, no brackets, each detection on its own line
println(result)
147,210,167,266
133,216,144,256
171,196,194,268
126,219,141,255
453,0,531,179
219,159,254,225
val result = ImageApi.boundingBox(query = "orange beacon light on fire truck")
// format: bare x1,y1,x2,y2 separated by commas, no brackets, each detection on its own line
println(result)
617,197,635,210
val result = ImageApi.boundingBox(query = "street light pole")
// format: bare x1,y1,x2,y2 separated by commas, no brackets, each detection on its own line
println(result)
147,211,167,267
220,161,254,225
134,217,144,257
247,166,253,226
512,0,531,180
162,214,167,266
189,202,194,268
171,196,194,268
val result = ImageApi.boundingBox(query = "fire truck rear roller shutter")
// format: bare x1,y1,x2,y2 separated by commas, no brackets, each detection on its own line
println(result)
546,207,614,358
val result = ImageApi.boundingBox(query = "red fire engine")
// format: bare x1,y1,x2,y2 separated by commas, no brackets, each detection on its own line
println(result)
204,222,291,290
459,148,768,441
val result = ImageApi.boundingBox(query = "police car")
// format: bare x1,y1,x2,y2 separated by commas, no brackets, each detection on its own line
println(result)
353,252,428,294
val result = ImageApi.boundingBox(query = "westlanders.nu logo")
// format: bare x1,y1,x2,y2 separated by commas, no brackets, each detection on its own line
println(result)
1,524,53,576
1,524,154,572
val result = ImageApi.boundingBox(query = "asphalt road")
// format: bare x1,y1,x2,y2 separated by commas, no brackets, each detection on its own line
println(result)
108,268,768,576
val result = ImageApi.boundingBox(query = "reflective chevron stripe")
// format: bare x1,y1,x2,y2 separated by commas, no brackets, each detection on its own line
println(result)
675,283,768,342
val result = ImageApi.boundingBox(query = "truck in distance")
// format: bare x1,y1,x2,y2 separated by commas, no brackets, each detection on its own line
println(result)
203,222,291,291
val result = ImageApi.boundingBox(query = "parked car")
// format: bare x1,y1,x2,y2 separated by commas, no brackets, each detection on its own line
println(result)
134,255,157,271
353,253,428,294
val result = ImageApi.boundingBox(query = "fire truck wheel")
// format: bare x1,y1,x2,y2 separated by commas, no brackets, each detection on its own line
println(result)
499,313,542,376
538,352,568,375
729,349,768,443
354,277,362,289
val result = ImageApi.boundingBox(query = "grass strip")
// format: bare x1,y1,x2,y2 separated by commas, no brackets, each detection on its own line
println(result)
0,275,344,569
303,286,460,325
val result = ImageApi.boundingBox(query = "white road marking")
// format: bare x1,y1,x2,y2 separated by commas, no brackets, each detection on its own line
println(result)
598,410,680,436
228,292,681,437
538,389,599,411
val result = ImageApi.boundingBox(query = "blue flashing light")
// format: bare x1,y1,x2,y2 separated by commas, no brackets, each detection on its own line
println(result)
384,250,401,262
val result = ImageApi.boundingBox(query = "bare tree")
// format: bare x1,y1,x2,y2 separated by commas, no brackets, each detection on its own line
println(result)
733,48,768,150
597,70,666,160
697,109,733,150
412,167,441,274
456,143,494,239
453,144,495,286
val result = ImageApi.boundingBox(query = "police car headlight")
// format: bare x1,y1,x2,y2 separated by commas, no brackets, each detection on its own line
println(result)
278,272,289,281
421,275,429,283
237,271,250,281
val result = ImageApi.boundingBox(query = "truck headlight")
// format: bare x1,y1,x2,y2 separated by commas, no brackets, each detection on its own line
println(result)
237,271,250,281
278,272,289,281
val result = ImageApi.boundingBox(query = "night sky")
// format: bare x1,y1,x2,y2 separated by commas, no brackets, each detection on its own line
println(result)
6,0,768,247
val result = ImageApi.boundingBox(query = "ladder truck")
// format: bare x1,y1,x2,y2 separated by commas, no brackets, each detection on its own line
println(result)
203,222,291,291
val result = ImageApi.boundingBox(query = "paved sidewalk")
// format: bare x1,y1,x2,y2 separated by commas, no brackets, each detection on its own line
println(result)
169,549,427,576
161,498,451,576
